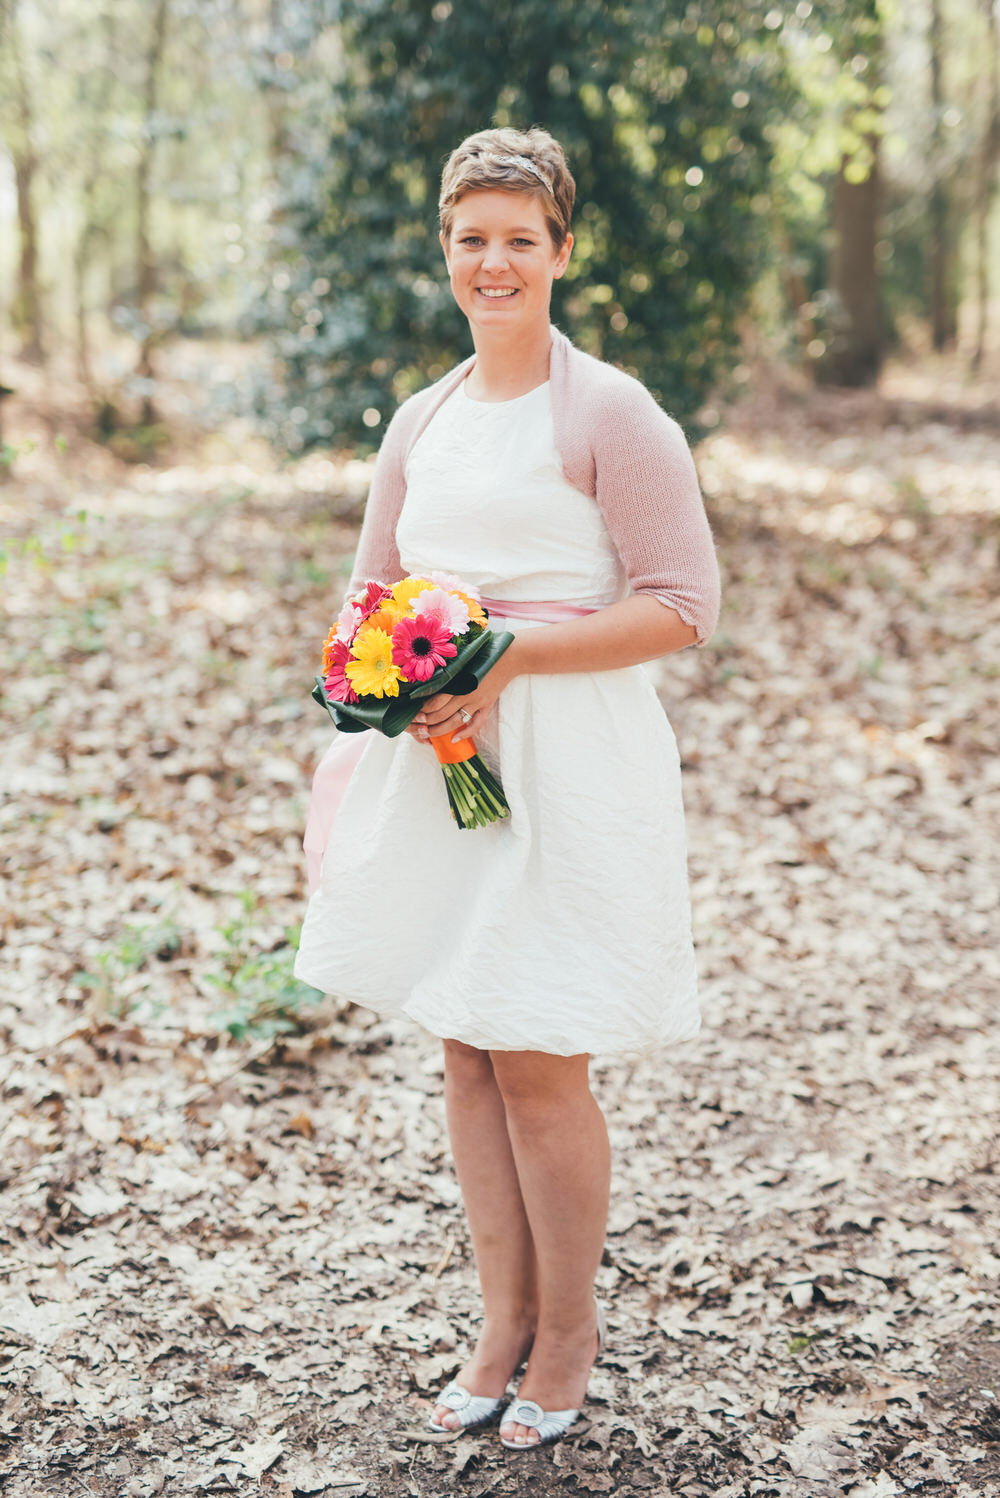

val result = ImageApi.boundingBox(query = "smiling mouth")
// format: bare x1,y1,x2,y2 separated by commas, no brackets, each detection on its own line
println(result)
477,287,519,298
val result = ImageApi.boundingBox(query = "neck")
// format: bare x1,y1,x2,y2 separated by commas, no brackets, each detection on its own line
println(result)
465,320,553,402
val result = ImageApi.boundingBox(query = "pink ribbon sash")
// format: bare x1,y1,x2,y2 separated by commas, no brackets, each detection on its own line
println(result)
302,596,602,892
478,596,598,622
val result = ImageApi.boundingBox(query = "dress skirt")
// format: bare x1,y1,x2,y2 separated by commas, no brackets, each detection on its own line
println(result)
294,619,700,1056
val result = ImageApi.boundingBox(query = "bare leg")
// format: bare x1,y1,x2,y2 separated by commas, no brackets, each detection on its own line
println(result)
490,1051,610,1447
431,1039,538,1429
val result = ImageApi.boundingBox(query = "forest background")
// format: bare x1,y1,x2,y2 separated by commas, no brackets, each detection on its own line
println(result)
1,2,999,1497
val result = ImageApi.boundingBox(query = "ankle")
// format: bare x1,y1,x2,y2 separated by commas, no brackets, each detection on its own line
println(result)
531,1312,600,1353
480,1304,537,1336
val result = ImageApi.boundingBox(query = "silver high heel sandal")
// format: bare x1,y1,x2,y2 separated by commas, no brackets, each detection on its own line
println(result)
428,1382,504,1433
499,1297,606,1451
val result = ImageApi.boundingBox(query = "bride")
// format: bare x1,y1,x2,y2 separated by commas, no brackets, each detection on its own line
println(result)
295,125,720,1449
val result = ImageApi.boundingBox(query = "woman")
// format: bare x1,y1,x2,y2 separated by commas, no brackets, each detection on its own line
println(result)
295,126,720,1450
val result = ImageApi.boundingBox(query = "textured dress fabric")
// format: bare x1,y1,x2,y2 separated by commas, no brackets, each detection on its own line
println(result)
293,376,704,1056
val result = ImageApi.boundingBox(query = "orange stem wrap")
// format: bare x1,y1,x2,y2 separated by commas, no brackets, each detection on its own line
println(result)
430,734,477,766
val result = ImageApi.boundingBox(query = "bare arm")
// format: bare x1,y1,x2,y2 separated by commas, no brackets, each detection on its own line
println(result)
412,595,695,743
498,594,696,676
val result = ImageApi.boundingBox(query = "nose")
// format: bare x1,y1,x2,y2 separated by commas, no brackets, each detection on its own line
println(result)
481,238,510,274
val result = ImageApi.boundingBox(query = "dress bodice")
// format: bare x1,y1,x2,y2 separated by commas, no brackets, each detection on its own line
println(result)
396,379,626,607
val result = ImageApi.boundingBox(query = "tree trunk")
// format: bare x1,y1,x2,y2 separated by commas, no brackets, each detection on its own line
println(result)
135,0,170,424
973,0,1000,371
818,147,882,386
816,0,884,389
928,0,957,350
74,212,95,391
6,3,44,364
267,0,291,168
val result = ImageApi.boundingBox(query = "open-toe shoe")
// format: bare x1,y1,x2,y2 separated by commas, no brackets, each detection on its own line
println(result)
499,1297,606,1451
428,1381,504,1433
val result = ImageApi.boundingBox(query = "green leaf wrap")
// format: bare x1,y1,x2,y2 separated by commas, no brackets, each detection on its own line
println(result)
313,625,515,737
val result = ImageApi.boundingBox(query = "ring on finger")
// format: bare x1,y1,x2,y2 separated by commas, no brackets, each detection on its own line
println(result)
457,707,472,725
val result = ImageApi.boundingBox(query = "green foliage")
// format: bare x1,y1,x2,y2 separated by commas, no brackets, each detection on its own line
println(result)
0,437,37,472
72,917,182,1020
259,0,791,451
103,422,172,464
0,505,89,576
204,892,323,1041
70,894,321,1039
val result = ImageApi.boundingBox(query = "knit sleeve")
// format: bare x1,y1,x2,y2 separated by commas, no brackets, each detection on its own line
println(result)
344,412,410,599
591,382,721,646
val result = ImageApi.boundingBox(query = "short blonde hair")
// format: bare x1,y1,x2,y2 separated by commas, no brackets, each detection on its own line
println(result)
439,127,576,249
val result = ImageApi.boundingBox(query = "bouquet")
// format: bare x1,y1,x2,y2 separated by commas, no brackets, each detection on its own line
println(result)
312,574,515,829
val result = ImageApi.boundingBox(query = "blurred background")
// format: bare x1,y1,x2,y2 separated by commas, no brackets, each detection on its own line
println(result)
0,0,997,456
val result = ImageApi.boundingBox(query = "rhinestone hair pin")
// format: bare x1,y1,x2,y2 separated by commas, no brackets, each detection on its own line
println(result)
492,153,554,194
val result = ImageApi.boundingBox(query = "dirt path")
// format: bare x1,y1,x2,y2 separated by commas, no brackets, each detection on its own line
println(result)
2,365,998,1496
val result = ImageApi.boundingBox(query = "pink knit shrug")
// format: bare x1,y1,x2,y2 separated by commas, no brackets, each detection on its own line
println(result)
348,324,721,644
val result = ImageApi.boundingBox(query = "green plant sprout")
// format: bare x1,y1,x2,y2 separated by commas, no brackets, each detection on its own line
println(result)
204,893,322,1040
72,917,182,1020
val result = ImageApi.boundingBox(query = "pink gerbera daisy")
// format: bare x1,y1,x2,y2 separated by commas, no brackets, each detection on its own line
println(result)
355,579,391,617
427,571,481,602
334,599,364,645
391,613,457,683
323,636,357,702
415,586,472,636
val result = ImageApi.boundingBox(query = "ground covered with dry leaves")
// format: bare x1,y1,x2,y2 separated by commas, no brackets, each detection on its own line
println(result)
2,354,999,1498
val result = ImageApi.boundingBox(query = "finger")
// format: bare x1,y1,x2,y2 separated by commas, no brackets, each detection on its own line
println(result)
413,693,453,722
450,713,480,743
426,715,469,739
412,704,447,727
420,698,470,727
425,704,478,739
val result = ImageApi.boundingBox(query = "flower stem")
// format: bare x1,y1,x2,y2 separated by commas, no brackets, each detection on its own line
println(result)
440,754,509,829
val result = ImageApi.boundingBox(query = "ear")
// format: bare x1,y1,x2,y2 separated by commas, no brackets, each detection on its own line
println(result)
439,229,451,270
553,231,574,280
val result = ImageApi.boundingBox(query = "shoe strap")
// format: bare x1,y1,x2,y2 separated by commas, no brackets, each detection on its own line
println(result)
507,1398,580,1430
439,1383,501,1416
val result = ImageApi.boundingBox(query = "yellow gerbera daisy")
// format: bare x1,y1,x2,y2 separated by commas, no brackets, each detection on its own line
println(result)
345,627,402,698
389,575,435,616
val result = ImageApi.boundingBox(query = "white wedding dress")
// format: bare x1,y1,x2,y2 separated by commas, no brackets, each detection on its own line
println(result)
293,378,700,1056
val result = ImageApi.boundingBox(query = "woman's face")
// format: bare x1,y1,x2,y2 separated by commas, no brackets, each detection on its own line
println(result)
440,189,573,336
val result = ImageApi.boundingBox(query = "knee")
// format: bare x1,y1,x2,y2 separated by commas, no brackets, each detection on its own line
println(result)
490,1053,590,1129
443,1038,494,1098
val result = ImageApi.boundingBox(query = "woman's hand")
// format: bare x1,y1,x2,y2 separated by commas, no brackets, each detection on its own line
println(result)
406,645,521,744
403,594,697,747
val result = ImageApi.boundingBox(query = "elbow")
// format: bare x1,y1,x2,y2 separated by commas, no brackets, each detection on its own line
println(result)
646,582,720,649
693,587,721,647
687,562,722,646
